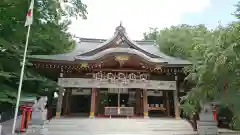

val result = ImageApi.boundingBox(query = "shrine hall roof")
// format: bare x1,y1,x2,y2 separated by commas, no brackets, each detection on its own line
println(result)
29,25,191,66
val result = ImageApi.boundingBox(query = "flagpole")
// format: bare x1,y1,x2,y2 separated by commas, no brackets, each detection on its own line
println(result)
12,25,31,134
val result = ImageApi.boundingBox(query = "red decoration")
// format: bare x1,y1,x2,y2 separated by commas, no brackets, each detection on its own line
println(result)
20,108,26,132
213,110,217,121
27,9,31,16
18,103,33,132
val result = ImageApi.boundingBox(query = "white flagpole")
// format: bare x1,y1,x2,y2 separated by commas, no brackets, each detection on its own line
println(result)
12,25,31,134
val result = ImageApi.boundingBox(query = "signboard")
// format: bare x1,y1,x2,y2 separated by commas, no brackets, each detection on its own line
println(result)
72,89,91,95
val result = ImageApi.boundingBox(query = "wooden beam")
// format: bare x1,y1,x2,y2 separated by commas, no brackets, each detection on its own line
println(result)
58,78,177,90
93,68,149,72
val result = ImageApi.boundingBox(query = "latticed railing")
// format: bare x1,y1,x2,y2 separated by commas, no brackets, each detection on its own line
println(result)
104,107,134,116
128,91,136,106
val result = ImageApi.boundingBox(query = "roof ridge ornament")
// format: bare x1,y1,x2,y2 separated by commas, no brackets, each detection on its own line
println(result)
115,21,126,35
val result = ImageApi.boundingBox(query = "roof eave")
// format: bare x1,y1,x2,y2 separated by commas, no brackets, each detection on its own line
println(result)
120,32,160,58
164,63,192,67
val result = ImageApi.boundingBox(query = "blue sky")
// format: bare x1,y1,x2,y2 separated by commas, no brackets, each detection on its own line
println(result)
182,0,238,28
68,0,239,40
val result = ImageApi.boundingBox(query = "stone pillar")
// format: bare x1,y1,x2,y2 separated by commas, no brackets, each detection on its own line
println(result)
174,75,180,119
90,88,96,118
197,103,218,135
56,89,64,118
166,91,171,117
143,89,149,118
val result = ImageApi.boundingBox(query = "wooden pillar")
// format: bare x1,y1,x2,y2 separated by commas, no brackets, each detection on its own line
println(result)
166,91,171,117
95,90,100,116
135,89,140,115
68,89,72,115
56,71,64,118
62,89,67,115
64,89,71,115
90,88,96,118
140,91,143,115
174,75,180,119
56,89,64,118
143,89,149,118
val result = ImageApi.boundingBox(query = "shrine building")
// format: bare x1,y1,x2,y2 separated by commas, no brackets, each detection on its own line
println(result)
29,24,191,119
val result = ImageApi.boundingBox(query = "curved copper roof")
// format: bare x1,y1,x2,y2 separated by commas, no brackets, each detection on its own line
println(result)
75,48,167,63
29,24,191,66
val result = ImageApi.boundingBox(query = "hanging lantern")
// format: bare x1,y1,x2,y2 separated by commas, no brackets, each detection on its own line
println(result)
117,72,126,84
140,74,148,82
118,73,125,80
107,73,115,83
95,72,103,80
128,73,136,82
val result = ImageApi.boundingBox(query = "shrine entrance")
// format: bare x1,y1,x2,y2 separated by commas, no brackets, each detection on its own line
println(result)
70,89,91,115
65,88,175,118
107,94,129,108
107,88,129,108
96,88,135,116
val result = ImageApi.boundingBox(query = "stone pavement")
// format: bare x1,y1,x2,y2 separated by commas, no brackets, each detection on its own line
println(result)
28,118,198,135
1,116,21,135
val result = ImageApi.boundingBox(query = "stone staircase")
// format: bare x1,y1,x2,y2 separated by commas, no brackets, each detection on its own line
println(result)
37,118,198,135
26,118,240,135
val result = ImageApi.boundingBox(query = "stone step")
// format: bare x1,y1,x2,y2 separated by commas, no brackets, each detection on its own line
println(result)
197,121,218,126
46,122,191,126
197,121,218,135
45,127,193,131
45,126,192,130
26,118,197,135
45,126,193,131
49,119,191,124
38,130,198,135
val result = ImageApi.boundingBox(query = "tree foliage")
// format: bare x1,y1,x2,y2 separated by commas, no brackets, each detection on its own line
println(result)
0,0,87,105
144,4,240,130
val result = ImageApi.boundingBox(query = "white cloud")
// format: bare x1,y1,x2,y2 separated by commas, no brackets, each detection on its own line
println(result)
68,0,211,40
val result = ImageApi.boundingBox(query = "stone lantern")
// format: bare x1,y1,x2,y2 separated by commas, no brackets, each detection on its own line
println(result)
197,102,218,135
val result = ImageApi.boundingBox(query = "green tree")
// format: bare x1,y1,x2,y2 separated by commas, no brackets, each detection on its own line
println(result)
0,0,87,105
143,27,159,41
143,19,240,130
